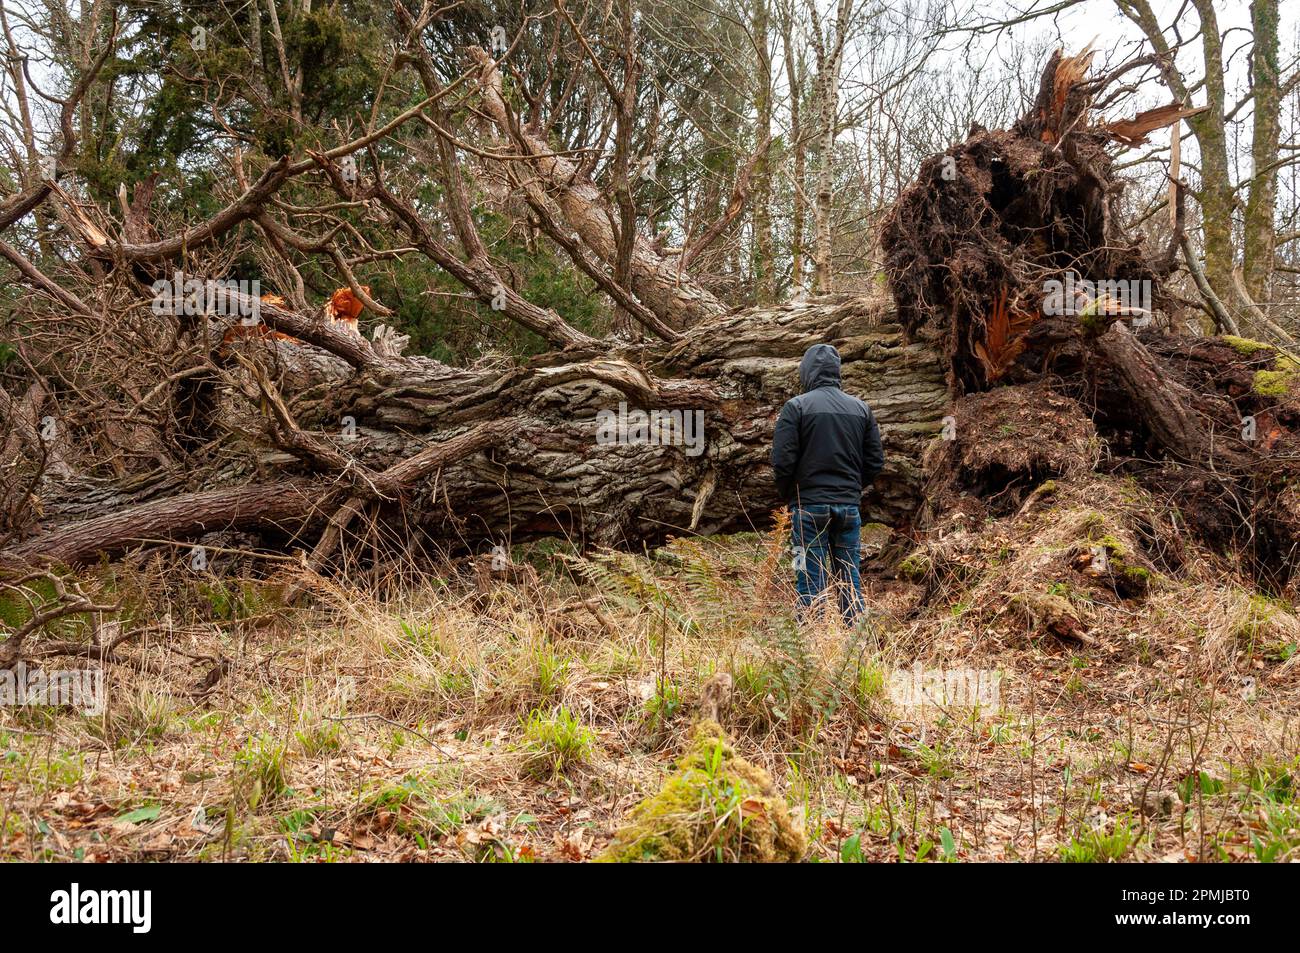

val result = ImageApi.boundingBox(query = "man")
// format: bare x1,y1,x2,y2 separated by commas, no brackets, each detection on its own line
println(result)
770,343,885,625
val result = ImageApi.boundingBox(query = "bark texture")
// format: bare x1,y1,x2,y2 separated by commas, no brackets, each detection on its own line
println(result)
5,297,946,565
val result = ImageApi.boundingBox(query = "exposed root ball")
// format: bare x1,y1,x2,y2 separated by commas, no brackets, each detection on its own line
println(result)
880,51,1160,392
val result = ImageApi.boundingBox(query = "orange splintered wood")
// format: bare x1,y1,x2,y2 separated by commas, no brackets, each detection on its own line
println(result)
972,286,1038,382
220,292,299,347
1039,47,1095,143
324,286,369,331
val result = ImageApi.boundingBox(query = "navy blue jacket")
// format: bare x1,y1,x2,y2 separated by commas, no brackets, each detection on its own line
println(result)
770,344,884,506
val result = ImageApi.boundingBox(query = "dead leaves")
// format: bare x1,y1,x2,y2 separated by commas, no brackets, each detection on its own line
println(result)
553,828,590,861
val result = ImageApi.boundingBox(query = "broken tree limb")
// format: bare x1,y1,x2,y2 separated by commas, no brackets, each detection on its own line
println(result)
1181,234,1240,335
681,133,775,270
3,420,514,568
468,46,727,328
1,480,328,568
1092,320,1221,463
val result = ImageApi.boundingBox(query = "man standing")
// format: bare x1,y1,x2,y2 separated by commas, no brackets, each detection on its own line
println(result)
770,344,885,625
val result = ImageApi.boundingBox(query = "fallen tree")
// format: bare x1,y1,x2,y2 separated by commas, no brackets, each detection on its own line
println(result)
6,293,946,565
881,49,1300,588
0,12,949,572
2,34,1298,602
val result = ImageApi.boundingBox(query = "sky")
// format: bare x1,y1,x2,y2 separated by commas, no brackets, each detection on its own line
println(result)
933,0,1297,115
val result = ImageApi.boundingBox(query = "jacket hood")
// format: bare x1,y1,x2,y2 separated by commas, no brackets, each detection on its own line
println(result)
799,343,842,392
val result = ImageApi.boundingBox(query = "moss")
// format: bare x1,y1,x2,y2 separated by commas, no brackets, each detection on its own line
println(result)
1076,306,1111,336
1120,563,1152,583
898,550,932,581
1085,532,1152,594
1079,511,1107,531
596,720,806,863
1212,337,1300,394
1095,533,1129,557
1221,334,1273,356
1252,368,1296,398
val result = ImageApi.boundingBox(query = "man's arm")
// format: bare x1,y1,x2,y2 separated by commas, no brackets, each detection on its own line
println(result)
861,407,884,487
771,400,801,501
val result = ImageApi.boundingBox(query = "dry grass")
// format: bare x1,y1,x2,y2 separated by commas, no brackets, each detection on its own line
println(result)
2,475,1298,862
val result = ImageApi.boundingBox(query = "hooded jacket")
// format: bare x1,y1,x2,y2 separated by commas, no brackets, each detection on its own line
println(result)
770,344,885,505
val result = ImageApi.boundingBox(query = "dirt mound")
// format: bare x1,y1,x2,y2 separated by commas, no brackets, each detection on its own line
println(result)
919,384,1096,522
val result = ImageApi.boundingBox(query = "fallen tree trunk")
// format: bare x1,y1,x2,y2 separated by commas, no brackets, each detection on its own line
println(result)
4,296,947,567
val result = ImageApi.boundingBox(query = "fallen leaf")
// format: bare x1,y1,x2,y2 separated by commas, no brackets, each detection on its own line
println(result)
116,805,162,825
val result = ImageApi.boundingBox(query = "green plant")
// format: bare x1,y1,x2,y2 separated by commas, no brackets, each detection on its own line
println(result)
533,643,570,699
1250,800,1300,862
840,831,867,862
756,617,854,728
519,706,596,778
295,719,343,757
913,742,956,779
89,686,173,748
1176,770,1224,804
197,579,273,621
939,826,957,861
642,676,682,729
854,659,887,705
1060,816,1136,862
235,734,292,808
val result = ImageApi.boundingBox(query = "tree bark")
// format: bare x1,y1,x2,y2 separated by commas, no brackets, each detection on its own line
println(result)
780,0,806,294
751,0,775,305
3,297,947,566
1243,0,1281,305
808,0,852,296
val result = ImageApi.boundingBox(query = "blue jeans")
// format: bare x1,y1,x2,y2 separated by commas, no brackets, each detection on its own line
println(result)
791,504,865,625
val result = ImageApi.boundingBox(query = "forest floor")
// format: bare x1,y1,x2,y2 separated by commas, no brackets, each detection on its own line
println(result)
2,473,1299,862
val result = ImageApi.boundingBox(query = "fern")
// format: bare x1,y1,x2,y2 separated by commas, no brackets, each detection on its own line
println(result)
558,550,697,637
